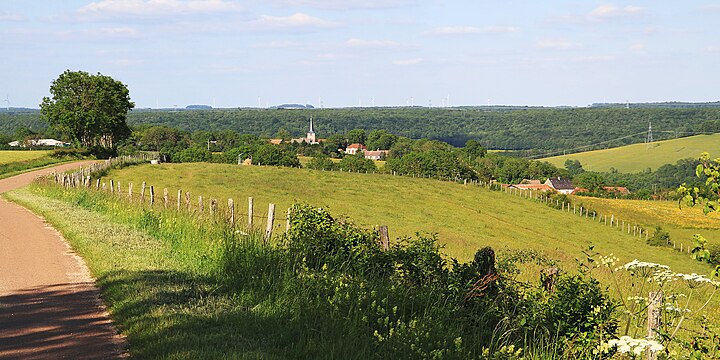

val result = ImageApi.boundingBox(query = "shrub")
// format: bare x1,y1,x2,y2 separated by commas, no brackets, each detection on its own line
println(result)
647,226,671,247
306,155,336,170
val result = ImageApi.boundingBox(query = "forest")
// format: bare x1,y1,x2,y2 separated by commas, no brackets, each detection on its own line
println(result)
3,107,720,152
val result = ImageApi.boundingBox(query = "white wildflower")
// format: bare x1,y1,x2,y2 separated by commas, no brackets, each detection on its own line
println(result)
606,336,663,355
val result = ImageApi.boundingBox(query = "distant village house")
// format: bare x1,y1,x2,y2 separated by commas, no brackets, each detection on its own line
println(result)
8,138,70,147
544,177,575,194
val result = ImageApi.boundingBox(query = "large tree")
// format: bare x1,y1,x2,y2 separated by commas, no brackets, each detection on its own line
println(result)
40,70,134,149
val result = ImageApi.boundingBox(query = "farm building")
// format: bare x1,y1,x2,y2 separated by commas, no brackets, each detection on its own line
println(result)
345,143,367,155
544,177,575,194
363,150,389,160
509,183,555,192
8,139,69,147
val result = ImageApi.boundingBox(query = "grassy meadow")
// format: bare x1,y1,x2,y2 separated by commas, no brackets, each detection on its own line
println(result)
0,149,51,164
542,133,720,173
297,155,386,169
573,195,720,248
100,163,714,275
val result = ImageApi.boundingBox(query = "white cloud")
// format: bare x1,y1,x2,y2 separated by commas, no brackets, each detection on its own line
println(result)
264,0,417,10
590,5,644,19
346,38,404,48
0,11,27,21
76,0,242,19
630,42,646,51
430,26,519,35
249,13,339,30
570,55,616,62
392,58,423,65
535,39,583,50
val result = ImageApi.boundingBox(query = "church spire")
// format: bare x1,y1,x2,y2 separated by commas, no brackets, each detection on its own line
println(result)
309,116,314,133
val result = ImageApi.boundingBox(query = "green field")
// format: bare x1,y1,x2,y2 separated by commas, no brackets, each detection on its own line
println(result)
542,133,720,173
100,163,714,274
0,150,51,164
573,195,720,248
297,155,386,169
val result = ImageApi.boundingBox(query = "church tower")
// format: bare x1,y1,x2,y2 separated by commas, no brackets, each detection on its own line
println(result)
306,116,317,144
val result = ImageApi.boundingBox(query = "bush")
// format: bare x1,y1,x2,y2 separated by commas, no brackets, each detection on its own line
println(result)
647,226,671,247
306,155,336,170
337,153,376,172
173,146,212,163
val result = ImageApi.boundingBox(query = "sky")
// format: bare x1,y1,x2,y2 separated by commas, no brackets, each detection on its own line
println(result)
0,1,718,108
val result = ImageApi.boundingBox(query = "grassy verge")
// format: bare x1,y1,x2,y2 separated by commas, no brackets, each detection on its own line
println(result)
0,151,88,179
0,149,52,164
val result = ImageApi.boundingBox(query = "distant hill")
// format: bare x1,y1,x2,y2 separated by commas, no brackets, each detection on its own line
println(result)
542,133,720,173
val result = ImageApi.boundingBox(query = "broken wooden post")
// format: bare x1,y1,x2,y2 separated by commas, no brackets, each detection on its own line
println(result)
647,291,663,360
379,225,389,251
541,267,559,292
265,203,275,241
210,198,218,214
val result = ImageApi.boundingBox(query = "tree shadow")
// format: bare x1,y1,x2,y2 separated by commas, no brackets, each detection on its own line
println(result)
0,283,126,359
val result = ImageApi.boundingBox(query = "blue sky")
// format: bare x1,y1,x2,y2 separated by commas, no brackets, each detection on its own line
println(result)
0,1,718,108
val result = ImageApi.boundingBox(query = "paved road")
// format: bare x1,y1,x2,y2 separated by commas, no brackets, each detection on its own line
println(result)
0,161,127,359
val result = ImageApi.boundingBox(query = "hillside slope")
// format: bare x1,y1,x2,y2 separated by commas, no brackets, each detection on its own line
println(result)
102,163,713,274
542,133,720,173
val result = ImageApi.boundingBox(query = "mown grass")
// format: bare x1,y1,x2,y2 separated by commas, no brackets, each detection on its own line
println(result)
542,133,720,173
0,150,52,164
101,163,714,275
297,155,386,169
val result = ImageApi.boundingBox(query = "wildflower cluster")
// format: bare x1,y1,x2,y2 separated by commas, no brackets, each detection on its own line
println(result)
605,336,663,356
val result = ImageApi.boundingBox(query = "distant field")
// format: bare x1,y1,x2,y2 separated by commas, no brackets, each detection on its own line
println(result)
101,163,714,275
574,196,720,247
0,150,51,164
542,133,720,173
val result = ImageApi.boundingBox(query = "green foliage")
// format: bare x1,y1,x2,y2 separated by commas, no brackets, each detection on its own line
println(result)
366,129,398,151
337,153,376,172
40,70,133,149
252,144,301,167
172,146,212,163
386,150,476,180
647,226,671,247
564,159,584,175
305,155,336,170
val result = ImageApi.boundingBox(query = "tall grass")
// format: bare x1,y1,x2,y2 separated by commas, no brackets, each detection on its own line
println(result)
7,181,622,359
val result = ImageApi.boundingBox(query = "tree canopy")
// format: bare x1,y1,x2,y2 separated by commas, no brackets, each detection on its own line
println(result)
40,70,134,149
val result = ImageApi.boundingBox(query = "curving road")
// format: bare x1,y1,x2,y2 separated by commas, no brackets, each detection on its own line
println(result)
0,161,127,359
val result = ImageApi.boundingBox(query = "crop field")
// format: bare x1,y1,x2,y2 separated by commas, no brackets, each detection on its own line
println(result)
101,163,714,275
574,195,720,247
542,133,720,173
0,150,51,164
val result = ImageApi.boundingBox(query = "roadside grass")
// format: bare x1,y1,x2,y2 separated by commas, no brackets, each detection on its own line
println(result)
101,163,714,275
574,196,720,247
4,186,366,359
0,150,86,179
0,150,52,164
542,133,720,173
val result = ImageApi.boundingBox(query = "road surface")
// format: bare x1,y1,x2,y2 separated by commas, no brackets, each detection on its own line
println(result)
0,161,127,359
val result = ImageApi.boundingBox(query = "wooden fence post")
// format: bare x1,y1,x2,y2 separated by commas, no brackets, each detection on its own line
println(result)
141,182,146,202
248,197,254,228
96,179,100,190
228,199,235,226
210,198,218,215
265,203,275,241
198,196,204,212
110,180,115,193
177,190,182,211
163,188,169,209
185,192,191,210
117,181,121,195
128,182,133,200
379,225,389,251
647,291,663,360
285,207,291,233
150,186,155,206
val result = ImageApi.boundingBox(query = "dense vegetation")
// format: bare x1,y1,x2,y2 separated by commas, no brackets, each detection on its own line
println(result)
3,107,720,150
